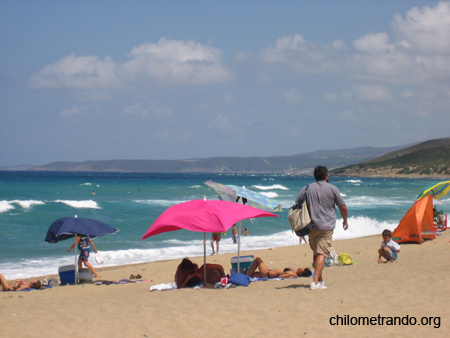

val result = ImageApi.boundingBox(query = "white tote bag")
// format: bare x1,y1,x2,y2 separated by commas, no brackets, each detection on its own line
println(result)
95,251,105,265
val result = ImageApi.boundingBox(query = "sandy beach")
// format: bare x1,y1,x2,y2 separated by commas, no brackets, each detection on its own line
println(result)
1,230,449,338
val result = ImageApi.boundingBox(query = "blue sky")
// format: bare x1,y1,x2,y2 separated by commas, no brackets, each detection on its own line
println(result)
1,1,449,166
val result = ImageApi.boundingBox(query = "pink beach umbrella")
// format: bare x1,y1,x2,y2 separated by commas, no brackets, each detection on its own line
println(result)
141,199,278,282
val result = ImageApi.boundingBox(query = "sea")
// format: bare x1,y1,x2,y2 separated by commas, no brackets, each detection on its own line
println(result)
0,171,447,280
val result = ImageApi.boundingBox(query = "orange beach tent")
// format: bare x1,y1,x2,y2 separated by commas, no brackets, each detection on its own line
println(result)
392,195,436,244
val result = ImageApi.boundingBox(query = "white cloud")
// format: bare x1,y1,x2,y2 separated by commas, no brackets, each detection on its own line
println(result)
60,105,81,116
323,92,338,102
392,1,450,54
124,102,172,118
29,38,234,90
400,90,413,98
355,84,392,101
284,88,302,103
119,38,234,85
259,34,343,74
256,2,450,89
209,113,233,131
30,54,119,89
353,32,393,54
339,110,358,122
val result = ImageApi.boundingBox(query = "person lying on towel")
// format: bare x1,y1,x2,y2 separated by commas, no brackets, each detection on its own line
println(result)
0,273,42,291
247,257,312,279
175,258,226,288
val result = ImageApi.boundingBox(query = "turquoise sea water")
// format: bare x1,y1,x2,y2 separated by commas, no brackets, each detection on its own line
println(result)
0,171,447,279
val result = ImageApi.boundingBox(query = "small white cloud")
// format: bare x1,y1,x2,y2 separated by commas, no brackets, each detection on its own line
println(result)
30,54,120,89
120,38,234,85
124,102,172,118
223,94,235,104
355,84,392,101
339,110,357,121
342,91,353,99
323,92,338,102
400,90,413,98
259,34,341,74
60,105,81,116
353,32,393,54
285,88,302,103
332,40,346,50
234,50,252,63
209,113,233,131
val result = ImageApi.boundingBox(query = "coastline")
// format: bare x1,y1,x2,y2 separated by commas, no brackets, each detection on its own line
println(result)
1,231,449,337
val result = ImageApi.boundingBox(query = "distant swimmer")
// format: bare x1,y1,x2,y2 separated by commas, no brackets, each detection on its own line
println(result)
92,191,96,195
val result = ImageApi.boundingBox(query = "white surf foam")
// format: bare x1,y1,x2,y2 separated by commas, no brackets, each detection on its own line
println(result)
259,192,279,198
10,200,45,209
0,201,14,213
1,215,399,279
253,184,289,190
55,200,101,209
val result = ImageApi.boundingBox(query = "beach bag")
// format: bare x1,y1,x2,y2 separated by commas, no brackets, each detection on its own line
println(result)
95,251,105,265
229,271,250,286
48,278,60,287
326,248,341,267
338,253,354,266
288,185,311,236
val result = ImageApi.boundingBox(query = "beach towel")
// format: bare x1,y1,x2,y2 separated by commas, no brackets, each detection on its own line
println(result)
149,283,177,291
95,279,152,285
1,286,53,292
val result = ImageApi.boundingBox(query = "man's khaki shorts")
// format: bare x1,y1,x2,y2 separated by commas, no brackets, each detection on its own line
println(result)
309,227,334,257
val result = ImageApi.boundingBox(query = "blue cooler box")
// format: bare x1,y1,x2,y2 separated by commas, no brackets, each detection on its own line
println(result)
231,255,254,274
58,264,76,285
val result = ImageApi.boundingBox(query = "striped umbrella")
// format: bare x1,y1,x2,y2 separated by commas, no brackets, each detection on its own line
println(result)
416,181,450,200
205,181,283,212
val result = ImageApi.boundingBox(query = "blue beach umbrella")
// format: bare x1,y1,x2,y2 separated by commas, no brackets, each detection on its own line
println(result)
45,216,119,243
45,216,119,284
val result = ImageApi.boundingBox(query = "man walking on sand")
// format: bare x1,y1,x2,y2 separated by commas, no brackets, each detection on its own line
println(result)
296,166,348,290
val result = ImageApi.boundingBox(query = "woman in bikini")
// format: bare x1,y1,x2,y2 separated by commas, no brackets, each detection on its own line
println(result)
0,273,42,291
247,257,312,278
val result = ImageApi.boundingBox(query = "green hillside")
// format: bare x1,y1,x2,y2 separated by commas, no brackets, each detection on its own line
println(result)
331,138,450,177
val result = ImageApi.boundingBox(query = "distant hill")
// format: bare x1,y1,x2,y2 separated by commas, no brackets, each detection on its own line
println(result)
15,145,407,174
330,138,450,177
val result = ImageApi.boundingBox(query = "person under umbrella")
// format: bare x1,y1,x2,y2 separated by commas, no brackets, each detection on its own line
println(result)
67,235,100,278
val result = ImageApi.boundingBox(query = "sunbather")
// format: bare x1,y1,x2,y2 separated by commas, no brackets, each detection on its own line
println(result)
175,258,226,288
247,257,312,278
0,273,42,291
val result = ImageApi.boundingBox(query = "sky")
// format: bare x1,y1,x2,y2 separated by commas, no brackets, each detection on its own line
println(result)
1,1,450,166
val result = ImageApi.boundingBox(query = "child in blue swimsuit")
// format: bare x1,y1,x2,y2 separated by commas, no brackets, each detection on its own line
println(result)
68,236,101,278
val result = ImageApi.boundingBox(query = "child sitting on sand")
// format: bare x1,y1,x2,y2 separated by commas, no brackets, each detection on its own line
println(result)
378,229,400,263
